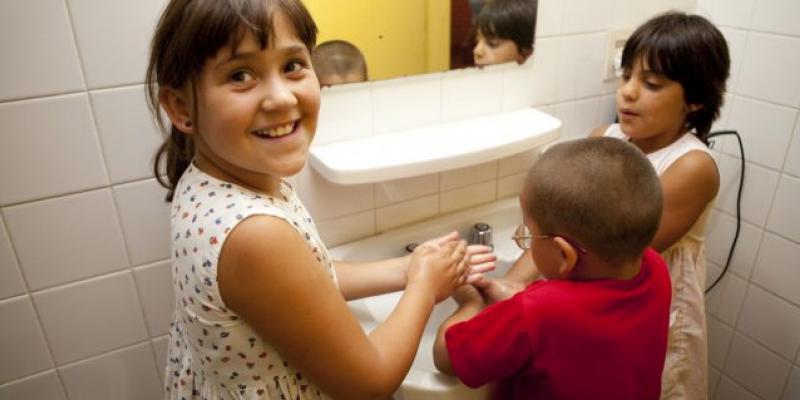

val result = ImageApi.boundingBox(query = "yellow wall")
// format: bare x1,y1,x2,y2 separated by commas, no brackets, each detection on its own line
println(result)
303,0,450,81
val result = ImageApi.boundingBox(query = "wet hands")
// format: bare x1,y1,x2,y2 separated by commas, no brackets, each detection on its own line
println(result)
418,231,497,284
470,275,526,304
407,240,469,303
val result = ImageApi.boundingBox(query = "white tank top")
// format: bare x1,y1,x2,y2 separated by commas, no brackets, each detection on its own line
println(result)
603,124,714,245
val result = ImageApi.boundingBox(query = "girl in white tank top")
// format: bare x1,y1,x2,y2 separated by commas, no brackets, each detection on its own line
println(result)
593,11,730,400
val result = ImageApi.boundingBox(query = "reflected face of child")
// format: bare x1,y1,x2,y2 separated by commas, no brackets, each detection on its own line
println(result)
616,58,699,142
191,12,320,195
473,31,523,66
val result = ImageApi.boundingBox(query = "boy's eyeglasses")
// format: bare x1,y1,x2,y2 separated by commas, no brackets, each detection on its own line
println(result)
512,224,589,254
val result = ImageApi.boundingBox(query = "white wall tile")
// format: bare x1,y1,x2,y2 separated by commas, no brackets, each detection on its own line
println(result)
497,172,526,199
503,39,558,109
716,154,780,227
0,0,84,101
553,33,607,102
293,166,374,220
0,94,108,206
737,33,800,107
706,266,748,325
752,233,800,307
550,98,601,140
725,333,793,400
441,66,505,122
59,343,162,400
708,316,734,369
371,74,441,135
720,28,748,94
0,297,54,383
91,86,163,184
784,366,800,400
4,190,129,291
113,179,171,266
0,371,66,400
133,261,173,337
738,285,800,359
784,119,800,177
596,93,617,126
315,210,375,248
697,0,756,29
65,0,166,88
714,375,761,400
706,211,763,279
750,0,800,37
441,162,498,191
33,271,149,365
709,366,721,399
728,96,796,169
767,174,800,243
151,336,168,383
316,83,373,146
0,217,25,300
440,181,497,214
561,0,614,34
498,150,538,177
376,195,439,232
535,0,563,37
375,174,439,207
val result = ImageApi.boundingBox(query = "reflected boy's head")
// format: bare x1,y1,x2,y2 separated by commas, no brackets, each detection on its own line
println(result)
311,40,368,87
474,0,536,66
521,137,662,271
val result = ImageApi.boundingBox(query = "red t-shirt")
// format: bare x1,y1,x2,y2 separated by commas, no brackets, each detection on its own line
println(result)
445,248,671,400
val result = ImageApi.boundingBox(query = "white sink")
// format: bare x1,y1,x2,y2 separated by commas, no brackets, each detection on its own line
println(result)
329,198,523,399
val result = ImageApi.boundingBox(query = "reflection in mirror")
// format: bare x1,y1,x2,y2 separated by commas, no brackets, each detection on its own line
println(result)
304,0,538,87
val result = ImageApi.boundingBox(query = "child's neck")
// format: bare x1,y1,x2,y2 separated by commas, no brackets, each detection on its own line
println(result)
570,255,642,281
194,153,283,198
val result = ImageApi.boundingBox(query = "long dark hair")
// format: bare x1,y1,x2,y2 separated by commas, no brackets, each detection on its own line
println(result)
146,0,317,201
621,11,730,144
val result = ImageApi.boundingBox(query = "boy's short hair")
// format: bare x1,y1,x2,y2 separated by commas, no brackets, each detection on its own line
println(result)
476,0,537,55
524,137,662,264
621,11,730,142
311,40,367,84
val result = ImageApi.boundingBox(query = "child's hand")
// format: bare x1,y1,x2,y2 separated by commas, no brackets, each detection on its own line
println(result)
464,244,496,283
407,240,469,303
452,284,485,307
418,230,460,249
471,275,526,304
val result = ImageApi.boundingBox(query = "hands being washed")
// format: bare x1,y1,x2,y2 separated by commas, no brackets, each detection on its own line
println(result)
417,231,497,284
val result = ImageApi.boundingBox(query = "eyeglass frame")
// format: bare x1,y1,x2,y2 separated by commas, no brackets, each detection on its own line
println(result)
511,223,588,254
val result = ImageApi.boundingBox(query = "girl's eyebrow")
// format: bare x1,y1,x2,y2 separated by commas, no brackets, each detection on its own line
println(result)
214,44,308,71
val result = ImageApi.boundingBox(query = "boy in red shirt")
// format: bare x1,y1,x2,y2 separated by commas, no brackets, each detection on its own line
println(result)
434,137,672,399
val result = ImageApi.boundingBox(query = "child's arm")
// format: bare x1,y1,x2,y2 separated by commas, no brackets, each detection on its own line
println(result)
335,231,496,300
433,285,487,375
651,151,719,251
473,249,537,303
218,216,469,399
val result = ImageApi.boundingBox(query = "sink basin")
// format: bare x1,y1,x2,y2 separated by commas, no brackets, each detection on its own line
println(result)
329,197,523,399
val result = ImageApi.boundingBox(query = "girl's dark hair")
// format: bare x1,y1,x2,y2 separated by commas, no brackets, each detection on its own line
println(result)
146,0,317,201
476,0,537,55
621,11,730,144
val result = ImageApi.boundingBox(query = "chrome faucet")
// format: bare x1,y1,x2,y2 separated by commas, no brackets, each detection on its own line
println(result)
469,222,493,248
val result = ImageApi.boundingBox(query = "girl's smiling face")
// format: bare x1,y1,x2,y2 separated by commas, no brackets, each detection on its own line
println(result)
189,11,320,195
473,30,523,66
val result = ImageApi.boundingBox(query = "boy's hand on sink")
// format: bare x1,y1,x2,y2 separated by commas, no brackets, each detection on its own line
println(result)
407,240,469,303
452,284,486,307
464,244,496,283
471,275,526,304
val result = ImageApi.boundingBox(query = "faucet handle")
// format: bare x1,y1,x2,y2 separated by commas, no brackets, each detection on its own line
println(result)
469,222,493,248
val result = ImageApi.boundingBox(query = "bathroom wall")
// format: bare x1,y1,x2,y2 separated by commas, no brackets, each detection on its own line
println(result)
5,0,773,399
696,0,800,399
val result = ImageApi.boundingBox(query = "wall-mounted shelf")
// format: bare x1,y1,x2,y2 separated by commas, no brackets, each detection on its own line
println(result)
309,108,561,185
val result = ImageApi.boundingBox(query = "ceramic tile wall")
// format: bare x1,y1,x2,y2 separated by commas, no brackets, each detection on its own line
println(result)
2,0,758,398
698,0,800,398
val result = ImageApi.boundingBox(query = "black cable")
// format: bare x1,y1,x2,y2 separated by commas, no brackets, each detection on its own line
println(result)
704,130,744,294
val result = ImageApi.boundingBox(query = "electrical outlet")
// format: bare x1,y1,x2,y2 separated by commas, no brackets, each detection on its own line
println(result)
604,29,632,81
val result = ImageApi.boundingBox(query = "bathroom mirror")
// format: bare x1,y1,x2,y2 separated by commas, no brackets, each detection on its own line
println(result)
303,0,538,86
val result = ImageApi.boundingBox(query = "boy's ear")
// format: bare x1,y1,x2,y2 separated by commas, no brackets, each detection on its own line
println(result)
552,236,578,277
160,86,194,135
518,48,533,64
687,103,703,113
